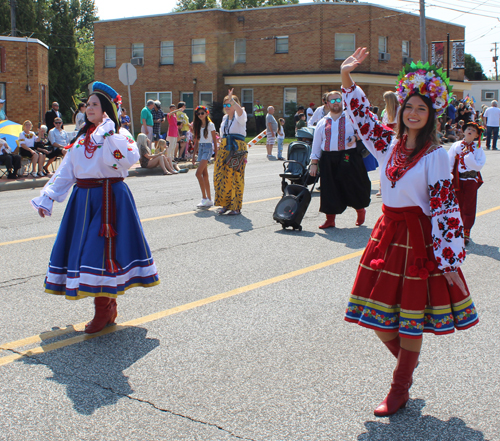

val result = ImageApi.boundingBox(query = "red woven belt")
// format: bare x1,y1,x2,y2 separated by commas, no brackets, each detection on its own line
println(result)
76,178,124,273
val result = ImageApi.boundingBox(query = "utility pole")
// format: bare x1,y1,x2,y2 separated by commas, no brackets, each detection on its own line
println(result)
10,0,16,37
420,0,427,63
493,42,499,81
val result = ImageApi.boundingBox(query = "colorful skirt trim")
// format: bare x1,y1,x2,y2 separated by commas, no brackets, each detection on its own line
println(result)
45,181,160,300
345,205,478,338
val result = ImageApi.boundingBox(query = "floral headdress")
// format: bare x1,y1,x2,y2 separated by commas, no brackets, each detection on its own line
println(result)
195,105,210,115
91,81,122,120
396,61,453,117
463,121,484,135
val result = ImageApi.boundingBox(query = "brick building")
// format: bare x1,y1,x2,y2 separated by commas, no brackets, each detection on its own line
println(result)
0,36,49,126
94,2,470,134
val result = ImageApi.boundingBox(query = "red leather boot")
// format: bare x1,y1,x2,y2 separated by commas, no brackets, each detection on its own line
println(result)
85,297,117,334
319,214,336,229
374,347,420,417
355,208,366,226
382,336,400,358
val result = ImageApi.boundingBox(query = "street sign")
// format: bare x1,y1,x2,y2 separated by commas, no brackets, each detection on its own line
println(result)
118,63,137,137
118,63,137,86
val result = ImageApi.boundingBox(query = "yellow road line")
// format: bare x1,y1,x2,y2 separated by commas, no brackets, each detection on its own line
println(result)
0,200,497,365
0,250,363,366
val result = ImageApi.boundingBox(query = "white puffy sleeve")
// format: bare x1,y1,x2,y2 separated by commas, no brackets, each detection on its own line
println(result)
447,142,460,172
342,83,395,162
93,119,140,171
427,148,466,272
463,146,486,172
30,148,76,216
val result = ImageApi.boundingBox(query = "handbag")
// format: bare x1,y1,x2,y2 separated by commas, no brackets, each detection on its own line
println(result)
225,149,247,171
356,140,370,158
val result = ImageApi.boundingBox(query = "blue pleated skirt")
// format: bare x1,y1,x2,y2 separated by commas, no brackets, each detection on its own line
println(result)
363,152,379,172
44,181,160,300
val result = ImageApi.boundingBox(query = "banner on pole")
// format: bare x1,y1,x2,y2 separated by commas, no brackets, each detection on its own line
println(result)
452,41,465,69
431,42,444,68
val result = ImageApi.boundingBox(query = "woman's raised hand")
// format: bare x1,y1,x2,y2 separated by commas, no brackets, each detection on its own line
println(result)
228,88,234,97
341,47,369,74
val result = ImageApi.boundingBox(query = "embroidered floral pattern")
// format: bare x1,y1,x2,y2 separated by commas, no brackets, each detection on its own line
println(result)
346,304,398,326
113,149,124,160
104,130,115,138
400,319,424,331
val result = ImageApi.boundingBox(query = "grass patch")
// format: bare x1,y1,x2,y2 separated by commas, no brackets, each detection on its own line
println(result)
245,136,296,145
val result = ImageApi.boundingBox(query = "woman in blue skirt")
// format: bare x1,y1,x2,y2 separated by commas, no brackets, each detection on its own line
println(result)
31,82,160,333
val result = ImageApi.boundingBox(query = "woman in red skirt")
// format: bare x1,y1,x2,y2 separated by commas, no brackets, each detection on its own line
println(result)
341,49,479,417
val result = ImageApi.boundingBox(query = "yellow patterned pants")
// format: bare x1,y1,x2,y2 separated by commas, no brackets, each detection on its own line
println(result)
214,138,248,211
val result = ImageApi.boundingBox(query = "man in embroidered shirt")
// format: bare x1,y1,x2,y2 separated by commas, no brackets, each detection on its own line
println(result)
141,100,155,143
309,91,371,229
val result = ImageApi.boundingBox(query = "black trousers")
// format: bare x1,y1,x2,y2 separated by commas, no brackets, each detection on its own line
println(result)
256,116,266,133
0,153,21,172
319,149,371,215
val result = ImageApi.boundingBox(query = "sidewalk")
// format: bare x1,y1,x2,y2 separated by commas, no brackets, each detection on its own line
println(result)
0,161,198,193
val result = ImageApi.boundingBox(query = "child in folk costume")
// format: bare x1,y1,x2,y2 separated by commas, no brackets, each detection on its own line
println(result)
31,82,160,334
448,121,486,245
341,49,478,417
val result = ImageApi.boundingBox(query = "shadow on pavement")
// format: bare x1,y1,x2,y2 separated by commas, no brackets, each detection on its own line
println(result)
23,326,159,415
317,221,372,250
466,241,500,262
358,399,486,441
213,211,253,234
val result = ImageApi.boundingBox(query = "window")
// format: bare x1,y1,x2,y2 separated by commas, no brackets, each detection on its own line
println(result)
132,43,144,59
145,92,172,108
379,36,388,54
160,41,174,65
284,87,297,117
402,40,410,57
482,90,498,101
275,36,289,54
104,45,116,68
234,39,246,63
199,92,213,107
335,34,355,60
192,39,206,63
241,89,253,115
0,83,5,114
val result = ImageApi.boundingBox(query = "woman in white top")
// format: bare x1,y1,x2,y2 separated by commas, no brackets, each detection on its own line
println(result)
193,105,218,208
381,91,400,130
19,120,45,177
74,102,87,131
31,81,159,334
214,89,248,215
341,48,478,417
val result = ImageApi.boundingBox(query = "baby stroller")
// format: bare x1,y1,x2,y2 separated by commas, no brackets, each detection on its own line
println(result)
279,126,316,194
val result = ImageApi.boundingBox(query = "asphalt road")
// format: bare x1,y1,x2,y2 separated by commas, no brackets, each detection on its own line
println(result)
0,145,499,441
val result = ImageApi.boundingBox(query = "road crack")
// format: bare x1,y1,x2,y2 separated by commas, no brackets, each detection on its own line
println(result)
4,348,256,441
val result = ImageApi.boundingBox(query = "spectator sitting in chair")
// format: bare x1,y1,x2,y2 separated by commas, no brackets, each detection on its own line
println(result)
0,137,22,178
38,124,64,174
19,120,46,177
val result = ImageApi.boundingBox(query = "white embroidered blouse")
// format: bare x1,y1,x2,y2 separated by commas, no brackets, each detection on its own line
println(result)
342,83,466,272
31,118,139,216
310,112,357,160
448,140,486,177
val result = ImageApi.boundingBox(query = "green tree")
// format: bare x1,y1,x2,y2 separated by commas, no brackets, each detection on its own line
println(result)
465,53,487,81
174,0,217,12
174,0,298,11
48,0,80,120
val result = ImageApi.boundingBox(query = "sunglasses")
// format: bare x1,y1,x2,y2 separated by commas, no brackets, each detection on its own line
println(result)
55,122,62,124
223,103,232,108
196,112,206,116
329,98,342,103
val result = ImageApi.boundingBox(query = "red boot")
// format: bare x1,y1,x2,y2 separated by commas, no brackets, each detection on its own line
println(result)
355,208,366,226
319,214,336,229
374,347,420,417
85,297,117,334
382,336,400,358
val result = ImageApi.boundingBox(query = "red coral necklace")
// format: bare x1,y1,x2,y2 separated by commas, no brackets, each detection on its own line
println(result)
385,134,430,188
83,124,98,159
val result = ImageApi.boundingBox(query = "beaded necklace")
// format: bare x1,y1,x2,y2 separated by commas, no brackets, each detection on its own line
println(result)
83,124,98,159
385,134,430,188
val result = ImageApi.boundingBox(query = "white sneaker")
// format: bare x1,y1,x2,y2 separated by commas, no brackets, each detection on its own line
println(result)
197,199,207,208
203,199,214,208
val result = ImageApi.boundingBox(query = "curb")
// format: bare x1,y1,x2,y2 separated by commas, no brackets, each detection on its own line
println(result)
0,161,199,193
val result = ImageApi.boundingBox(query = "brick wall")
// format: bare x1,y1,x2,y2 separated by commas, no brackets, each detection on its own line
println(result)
94,3,465,134
0,38,49,127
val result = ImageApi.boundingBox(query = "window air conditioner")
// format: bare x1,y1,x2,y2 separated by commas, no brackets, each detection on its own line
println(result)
131,57,144,66
378,52,391,61
402,56,413,65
